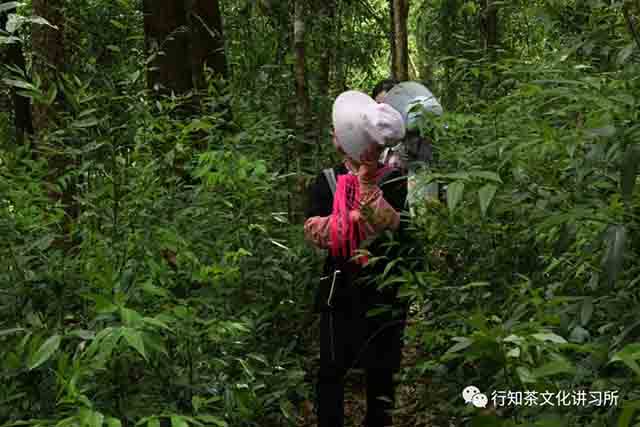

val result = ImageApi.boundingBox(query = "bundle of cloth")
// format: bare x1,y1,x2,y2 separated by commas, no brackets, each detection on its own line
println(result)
379,81,444,211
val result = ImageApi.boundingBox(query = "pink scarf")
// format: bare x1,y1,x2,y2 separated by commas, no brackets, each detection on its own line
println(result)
329,164,391,261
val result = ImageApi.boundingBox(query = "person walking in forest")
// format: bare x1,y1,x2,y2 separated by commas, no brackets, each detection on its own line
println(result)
304,90,409,427
373,80,445,210
371,78,399,103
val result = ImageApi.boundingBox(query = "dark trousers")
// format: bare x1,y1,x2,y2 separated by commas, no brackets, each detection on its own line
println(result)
316,309,398,427
317,364,395,427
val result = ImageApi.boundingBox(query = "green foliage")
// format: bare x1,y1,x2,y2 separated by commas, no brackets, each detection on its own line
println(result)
0,55,315,426
2,0,640,426
400,46,640,425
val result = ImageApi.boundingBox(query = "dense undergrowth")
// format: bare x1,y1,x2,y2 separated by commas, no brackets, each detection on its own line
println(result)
2,1,640,426
0,70,320,425
399,57,640,426
3,57,639,427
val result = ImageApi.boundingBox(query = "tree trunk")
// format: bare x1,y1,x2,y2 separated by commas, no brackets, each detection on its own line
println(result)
389,0,396,78
31,0,65,133
442,0,458,109
294,0,311,143
392,0,409,81
8,44,34,145
143,0,192,95
318,0,335,141
190,0,228,90
292,0,312,222
482,0,498,53
0,8,33,145
31,0,79,249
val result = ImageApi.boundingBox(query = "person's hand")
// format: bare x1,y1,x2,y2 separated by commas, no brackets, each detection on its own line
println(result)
356,144,382,185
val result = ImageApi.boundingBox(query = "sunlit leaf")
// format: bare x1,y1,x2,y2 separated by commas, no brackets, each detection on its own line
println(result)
602,225,627,286
532,359,576,378
122,328,147,361
447,181,465,213
446,337,474,354
0,2,21,14
478,184,497,217
106,418,122,427
532,332,567,344
580,297,594,326
28,334,61,370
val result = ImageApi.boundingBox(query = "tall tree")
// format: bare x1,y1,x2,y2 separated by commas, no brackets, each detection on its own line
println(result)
481,0,498,55
190,0,228,90
318,0,336,137
392,0,409,81
143,0,192,94
389,0,396,76
0,6,33,145
31,0,79,249
31,0,65,133
294,0,311,141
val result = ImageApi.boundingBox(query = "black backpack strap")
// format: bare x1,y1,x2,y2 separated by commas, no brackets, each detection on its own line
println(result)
323,168,337,196
377,168,398,187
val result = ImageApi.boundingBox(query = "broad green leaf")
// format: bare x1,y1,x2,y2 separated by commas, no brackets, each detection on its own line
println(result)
196,416,227,427
0,2,21,14
478,184,497,217
86,294,117,314
516,366,536,383
532,359,576,378
444,172,470,180
72,117,99,128
106,418,122,427
503,335,524,344
6,14,58,33
46,84,57,105
617,401,640,427
79,108,98,117
171,416,188,427
2,78,35,90
580,297,594,326
141,280,170,298
68,329,95,340
470,171,502,183
147,418,160,427
5,13,21,33
83,411,104,427
617,43,635,65
587,125,616,138
120,307,143,327
446,337,474,354
603,225,627,286
447,181,465,213
122,328,147,361
142,316,173,332
611,344,640,363
28,334,61,370
34,235,54,251
532,332,567,344
460,281,490,290
0,327,26,337
29,16,59,29
507,347,520,358
569,326,590,344
0,35,21,44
